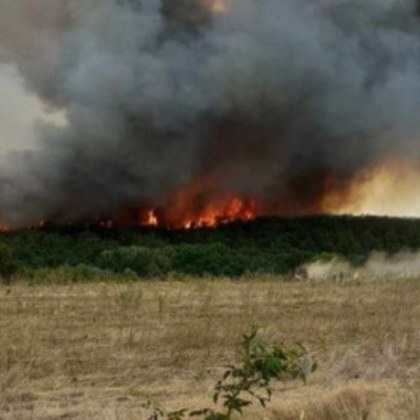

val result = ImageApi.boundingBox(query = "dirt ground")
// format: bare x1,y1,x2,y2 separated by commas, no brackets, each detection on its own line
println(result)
0,276,419,419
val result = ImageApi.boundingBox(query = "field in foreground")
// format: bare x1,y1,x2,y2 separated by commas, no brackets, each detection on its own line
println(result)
0,277,419,419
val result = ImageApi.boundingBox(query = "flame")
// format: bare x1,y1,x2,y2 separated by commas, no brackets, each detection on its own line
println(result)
140,196,257,229
142,174,259,229
182,197,257,229
327,158,420,218
144,209,158,227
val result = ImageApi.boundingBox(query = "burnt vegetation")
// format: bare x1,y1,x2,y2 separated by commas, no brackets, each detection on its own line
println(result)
0,215,419,282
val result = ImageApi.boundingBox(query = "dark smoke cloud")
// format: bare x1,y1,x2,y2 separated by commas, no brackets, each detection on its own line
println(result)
1,0,420,225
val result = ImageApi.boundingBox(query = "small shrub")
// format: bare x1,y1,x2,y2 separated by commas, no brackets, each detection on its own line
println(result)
0,243,17,281
145,328,315,419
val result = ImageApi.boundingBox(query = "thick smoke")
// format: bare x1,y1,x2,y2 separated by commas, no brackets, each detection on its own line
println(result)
1,0,420,226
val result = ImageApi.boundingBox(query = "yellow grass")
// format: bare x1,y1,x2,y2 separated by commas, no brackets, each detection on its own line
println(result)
0,276,419,419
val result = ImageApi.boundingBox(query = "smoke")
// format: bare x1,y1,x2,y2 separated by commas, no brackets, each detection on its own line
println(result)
299,251,420,281
1,0,420,225
0,64,41,157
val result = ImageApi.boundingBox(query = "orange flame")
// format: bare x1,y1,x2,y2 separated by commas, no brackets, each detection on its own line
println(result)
144,209,158,227
140,196,257,229
134,172,259,229
0,224,9,233
182,197,257,229
328,159,420,218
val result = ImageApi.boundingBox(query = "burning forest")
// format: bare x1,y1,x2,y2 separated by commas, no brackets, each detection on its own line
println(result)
2,0,420,229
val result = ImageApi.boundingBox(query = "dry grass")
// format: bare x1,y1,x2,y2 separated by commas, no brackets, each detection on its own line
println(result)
0,276,419,419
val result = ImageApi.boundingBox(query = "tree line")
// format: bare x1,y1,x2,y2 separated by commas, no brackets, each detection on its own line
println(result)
0,215,419,280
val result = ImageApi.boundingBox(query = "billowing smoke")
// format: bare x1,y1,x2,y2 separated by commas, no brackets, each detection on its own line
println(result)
1,0,420,226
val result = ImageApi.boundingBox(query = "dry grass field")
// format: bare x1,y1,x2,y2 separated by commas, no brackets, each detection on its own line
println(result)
0,276,419,419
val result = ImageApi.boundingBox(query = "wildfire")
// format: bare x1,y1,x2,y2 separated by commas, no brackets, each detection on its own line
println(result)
128,160,420,229
140,196,257,229
182,197,257,229
3,158,420,233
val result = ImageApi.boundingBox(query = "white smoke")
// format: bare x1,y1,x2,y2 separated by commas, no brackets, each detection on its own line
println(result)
0,63,66,156
298,251,420,281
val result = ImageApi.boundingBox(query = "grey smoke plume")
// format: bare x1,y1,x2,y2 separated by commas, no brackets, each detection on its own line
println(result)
1,0,420,226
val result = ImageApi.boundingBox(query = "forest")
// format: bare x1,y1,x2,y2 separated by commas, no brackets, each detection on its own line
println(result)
0,215,419,281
